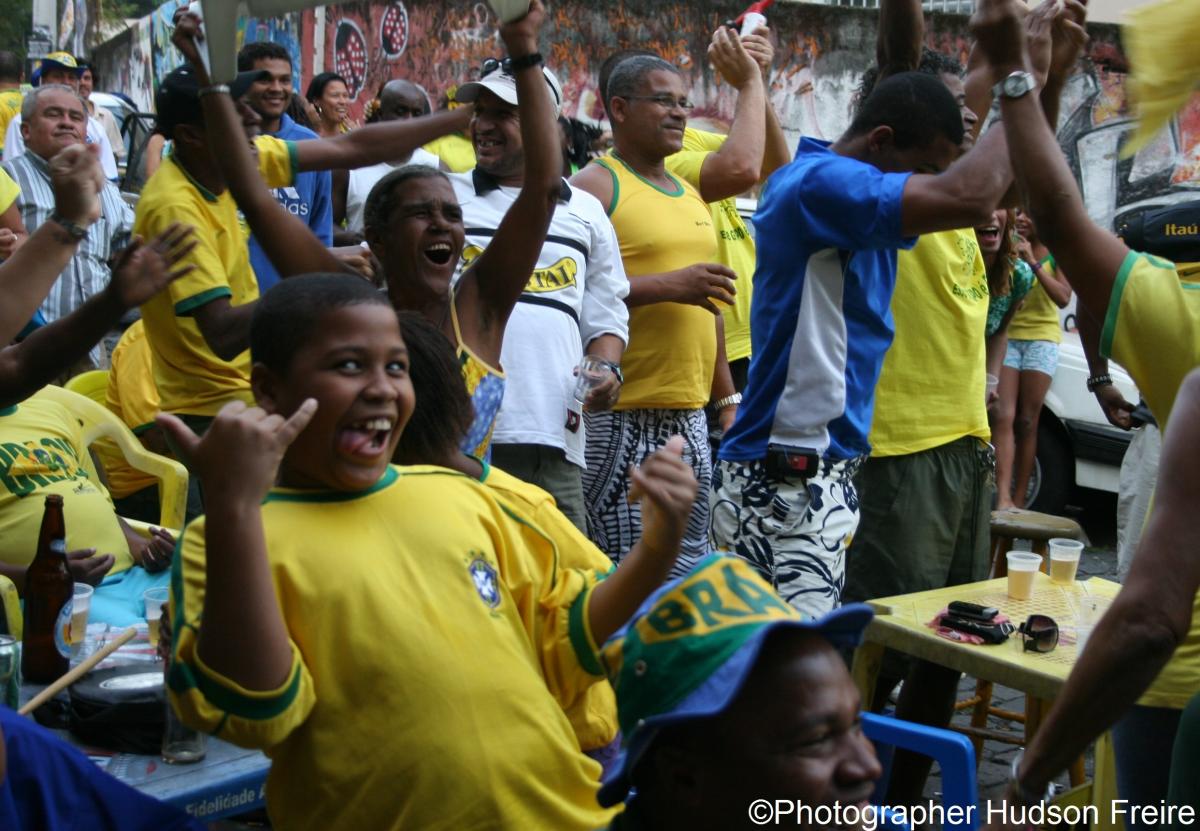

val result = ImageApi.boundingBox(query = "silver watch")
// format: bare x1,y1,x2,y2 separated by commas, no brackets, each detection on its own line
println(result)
993,70,1036,100
714,392,742,411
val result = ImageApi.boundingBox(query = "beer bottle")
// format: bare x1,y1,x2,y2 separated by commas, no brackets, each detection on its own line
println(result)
22,494,72,683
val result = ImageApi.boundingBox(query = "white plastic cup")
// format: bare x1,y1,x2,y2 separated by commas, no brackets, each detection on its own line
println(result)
740,10,767,36
1048,538,1084,584
144,587,169,649
69,583,93,658
986,373,999,398
1006,551,1043,600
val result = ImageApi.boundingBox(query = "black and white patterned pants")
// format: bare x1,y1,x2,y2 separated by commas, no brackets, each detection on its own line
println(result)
709,456,865,618
582,407,713,578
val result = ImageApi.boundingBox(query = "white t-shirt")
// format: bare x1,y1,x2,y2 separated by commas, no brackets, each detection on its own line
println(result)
450,170,630,468
4,113,119,180
344,147,440,233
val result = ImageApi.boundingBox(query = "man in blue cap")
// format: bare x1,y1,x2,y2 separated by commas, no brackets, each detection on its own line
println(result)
2,51,118,180
597,555,897,830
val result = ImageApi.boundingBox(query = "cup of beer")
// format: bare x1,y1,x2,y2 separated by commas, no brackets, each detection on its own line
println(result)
1048,538,1084,584
1005,551,1043,600
143,587,169,648
69,583,93,658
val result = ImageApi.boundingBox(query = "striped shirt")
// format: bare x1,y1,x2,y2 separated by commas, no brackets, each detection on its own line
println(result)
3,150,134,328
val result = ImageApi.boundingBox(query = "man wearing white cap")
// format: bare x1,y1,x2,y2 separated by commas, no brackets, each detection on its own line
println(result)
452,61,629,532
3,52,118,181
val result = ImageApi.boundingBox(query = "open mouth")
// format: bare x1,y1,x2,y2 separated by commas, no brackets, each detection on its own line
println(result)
335,416,394,459
423,241,453,266
976,225,1001,246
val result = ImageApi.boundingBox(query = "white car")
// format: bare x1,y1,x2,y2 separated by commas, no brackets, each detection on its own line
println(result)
735,199,1136,514
1030,332,1138,514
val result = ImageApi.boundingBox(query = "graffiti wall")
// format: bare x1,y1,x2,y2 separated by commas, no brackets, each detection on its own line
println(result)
85,0,1199,231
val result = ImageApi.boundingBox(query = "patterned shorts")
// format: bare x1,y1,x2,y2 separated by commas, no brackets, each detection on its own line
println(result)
582,408,712,578
1003,338,1059,377
710,456,865,618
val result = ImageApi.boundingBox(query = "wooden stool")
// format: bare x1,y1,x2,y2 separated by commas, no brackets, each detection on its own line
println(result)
954,509,1086,768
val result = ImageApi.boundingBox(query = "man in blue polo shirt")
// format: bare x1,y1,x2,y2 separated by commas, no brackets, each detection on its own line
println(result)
711,70,1016,617
236,42,332,293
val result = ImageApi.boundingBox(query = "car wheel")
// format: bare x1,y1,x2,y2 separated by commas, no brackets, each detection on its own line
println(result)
1027,417,1073,515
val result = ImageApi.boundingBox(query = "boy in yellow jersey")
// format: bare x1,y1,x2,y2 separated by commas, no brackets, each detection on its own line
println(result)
969,0,1200,814
572,30,766,577
160,274,699,830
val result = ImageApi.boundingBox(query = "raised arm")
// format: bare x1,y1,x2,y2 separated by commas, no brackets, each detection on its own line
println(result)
876,0,925,80
0,225,195,407
0,145,104,343
696,27,765,202
294,108,471,173
454,0,562,361
172,15,344,279
1005,368,1200,812
972,0,1125,322
741,27,791,177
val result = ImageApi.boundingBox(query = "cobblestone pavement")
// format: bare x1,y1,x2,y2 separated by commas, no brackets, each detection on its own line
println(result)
921,490,1121,818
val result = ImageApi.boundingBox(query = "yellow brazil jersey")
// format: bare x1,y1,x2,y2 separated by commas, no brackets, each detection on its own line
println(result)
169,465,615,831
423,132,475,173
0,89,21,153
0,395,132,574
870,230,991,455
596,154,719,410
667,128,756,363
0,166,18,214
1006,255,1064,343
135,139,295,417
479,459,618,751
1100,250,1200,709
96,322,160,499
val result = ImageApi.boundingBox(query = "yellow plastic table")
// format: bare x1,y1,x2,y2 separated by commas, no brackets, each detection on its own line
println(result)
851,573,1123,830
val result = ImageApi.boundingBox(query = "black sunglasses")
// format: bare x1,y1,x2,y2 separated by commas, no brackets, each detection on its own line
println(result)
481,57,511,76
1018,614,1059,653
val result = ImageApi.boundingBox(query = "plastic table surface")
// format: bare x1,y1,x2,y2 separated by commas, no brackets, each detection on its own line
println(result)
852,574,1119,701
850,574,1124,831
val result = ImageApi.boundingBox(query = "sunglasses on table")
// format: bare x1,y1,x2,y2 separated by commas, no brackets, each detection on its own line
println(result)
1017,614,1059,653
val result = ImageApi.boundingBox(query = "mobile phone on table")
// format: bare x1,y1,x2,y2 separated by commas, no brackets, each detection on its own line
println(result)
948,600,999,622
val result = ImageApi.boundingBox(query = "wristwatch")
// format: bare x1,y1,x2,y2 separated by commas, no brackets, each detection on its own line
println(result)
48,212,88,241
1086,373,1113,393
993,70,1036,100
714,392,742,411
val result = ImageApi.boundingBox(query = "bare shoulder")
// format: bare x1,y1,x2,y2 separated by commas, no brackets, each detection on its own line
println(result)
569,162,615,213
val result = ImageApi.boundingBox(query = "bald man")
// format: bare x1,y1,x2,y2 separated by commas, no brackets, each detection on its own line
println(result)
334,79,443,237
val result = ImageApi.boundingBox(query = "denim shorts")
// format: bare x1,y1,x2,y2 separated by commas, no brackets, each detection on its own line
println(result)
1003,338,1059,376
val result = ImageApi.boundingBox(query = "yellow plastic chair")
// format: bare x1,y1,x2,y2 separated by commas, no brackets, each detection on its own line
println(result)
64,369,110,405
36,385,188,531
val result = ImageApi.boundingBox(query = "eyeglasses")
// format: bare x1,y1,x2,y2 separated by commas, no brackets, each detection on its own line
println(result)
620,94,696,112
1017,614,1059,653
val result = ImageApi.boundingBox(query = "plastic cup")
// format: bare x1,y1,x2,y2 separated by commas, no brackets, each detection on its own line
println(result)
69,583,93,657
1006,551,1043,600
986,373,999,398
144,587,169,648
1048,538,1084,584
572,355,611,404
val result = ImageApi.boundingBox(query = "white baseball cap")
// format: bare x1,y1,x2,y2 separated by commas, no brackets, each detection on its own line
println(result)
456,62,563,116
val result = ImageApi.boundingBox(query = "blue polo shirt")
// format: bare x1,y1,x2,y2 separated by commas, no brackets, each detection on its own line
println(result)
248,113,332,292
719,138,915,463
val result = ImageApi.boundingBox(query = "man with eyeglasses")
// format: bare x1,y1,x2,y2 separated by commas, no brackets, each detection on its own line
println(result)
571,28,765,578
450,60,629,535
335,79,442,239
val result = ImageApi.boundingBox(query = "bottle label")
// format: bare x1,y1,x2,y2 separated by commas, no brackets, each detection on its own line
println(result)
54,599,72,659
50,539,66,555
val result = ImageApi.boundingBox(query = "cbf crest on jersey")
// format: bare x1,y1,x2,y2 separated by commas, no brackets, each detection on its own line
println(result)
468,555,501,609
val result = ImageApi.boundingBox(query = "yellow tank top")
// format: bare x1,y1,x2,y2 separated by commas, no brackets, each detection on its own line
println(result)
451,296,505,460
1006,255,1064,343
596,155,718,410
